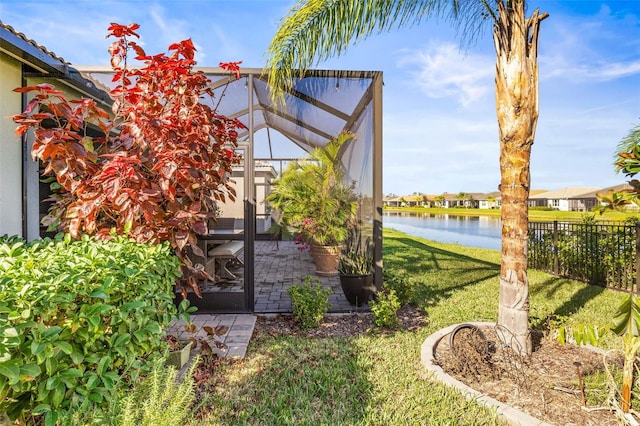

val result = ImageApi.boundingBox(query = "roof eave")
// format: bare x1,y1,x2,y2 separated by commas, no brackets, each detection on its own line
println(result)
0,25,66,74
1,25,112,106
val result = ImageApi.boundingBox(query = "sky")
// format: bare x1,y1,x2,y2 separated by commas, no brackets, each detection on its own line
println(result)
1,0,639,196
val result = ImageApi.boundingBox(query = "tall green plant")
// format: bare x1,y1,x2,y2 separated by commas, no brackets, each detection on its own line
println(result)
338,228,373,276
59,360,196,425
265,132,357,247
596,121,640,212
0,234,183,425
558,294,640,415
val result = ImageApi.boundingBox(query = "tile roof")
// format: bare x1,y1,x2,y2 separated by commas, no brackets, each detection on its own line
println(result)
1,20,112,104
529,187,601,199
477,191,501,200
442,192,485,201
582,183,634,198
0,21,68,66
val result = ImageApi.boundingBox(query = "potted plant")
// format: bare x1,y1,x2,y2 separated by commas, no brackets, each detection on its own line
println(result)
338,229,375,306
265,132,357,276
164,335,194,369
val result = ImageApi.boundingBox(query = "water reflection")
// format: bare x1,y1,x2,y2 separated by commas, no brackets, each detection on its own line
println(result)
383,211,501,250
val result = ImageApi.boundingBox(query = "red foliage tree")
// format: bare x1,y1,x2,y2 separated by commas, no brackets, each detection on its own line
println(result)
12,23,245,296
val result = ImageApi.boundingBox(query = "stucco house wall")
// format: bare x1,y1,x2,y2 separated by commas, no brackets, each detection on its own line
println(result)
1,22,112,240
0,51,23,237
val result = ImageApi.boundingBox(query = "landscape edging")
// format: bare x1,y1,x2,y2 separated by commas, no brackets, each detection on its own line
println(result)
420,321,553,426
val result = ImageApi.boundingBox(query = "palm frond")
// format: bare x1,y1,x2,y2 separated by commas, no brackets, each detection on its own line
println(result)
449,0,499,45
615,121,640,168
265,0,504,104
266,0,448,104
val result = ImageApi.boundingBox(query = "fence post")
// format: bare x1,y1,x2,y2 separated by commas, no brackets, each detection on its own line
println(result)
635,223,640,292
553,221,559,275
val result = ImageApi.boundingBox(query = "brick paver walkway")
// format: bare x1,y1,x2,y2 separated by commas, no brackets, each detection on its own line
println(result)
254,240,360,313
166,313,256,359
168,241,369,360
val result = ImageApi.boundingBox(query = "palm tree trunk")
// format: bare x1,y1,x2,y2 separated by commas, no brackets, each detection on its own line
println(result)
494,1,548,355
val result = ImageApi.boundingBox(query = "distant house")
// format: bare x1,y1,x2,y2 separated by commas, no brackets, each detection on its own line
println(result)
383,196,403,208
420,195,436,208
442,194,460,208
383,194,431,208
443,192,482,209
406,194,431,207
527,189,551,207
478,191,501,209
386,186,634,213
401,196,419,208
528,187,601,212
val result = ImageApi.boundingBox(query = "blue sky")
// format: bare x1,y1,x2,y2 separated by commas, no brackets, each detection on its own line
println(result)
2,0,639,196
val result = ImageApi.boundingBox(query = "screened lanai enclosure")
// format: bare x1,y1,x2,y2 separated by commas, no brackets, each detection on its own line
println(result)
79,67,383,313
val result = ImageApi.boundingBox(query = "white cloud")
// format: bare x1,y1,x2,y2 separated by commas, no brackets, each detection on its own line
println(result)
544,60,640,82
382,108,501,194
540,4,640,83
396,42,494,108
148,4,189,41
2,6,116,65
144,4,210,63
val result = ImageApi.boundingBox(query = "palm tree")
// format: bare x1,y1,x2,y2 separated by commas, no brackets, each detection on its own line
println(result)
487,195,497,208
465,193,475,208
265,132,357,247
266,0,548,355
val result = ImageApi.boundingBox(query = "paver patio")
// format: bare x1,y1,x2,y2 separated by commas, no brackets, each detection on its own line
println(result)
168,240,369,359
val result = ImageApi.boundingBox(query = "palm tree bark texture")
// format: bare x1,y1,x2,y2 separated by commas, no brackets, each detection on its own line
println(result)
494,1,547,355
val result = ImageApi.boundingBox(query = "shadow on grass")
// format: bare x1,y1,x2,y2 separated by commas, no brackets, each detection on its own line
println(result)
529,275,606,329
384,236,499,310
387,237,499,271
384,230,615,334
200,336,372,425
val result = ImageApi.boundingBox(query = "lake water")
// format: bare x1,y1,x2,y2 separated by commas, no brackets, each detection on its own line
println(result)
383,211,502,250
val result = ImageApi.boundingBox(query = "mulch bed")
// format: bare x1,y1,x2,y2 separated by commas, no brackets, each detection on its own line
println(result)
251,304,427,339
434,324,627,425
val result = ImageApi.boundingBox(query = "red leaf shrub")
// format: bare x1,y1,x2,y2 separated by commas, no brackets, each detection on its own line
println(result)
12,23,244,295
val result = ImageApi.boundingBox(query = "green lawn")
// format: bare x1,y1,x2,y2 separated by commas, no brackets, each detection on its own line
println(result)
386,206,639,222
194,228,626,425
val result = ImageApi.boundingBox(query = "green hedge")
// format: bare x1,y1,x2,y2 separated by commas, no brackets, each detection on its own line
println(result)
0,234,182,425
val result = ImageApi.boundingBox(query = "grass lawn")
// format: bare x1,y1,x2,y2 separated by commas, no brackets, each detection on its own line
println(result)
386,206,639,222
193,228,627,425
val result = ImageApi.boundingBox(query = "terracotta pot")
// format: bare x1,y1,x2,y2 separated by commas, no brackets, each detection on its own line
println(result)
310,244,341,276
339,273,375,306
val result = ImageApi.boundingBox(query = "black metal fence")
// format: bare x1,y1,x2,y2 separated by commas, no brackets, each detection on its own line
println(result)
528,221,640,292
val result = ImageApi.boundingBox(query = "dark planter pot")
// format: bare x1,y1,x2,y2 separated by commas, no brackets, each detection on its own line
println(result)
339,273,375,306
